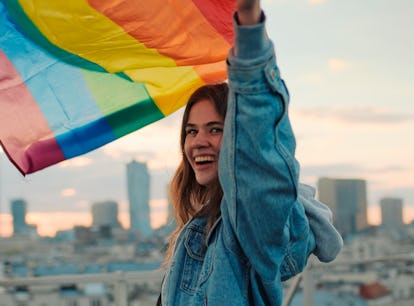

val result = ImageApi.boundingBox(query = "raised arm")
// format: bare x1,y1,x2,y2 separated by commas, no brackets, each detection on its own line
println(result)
219,0,309,281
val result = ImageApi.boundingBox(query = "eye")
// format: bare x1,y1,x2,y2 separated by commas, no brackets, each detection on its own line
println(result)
185,128,197,136
210,127,223,134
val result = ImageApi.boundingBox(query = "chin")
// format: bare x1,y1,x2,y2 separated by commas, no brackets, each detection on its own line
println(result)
196,180,212,187
196,176,217,187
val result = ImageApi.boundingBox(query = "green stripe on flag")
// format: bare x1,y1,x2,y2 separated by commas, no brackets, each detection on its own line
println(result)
82,69,164,138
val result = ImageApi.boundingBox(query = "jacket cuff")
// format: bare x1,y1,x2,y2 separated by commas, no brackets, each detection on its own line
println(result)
229,11,272,63
299,183,343,263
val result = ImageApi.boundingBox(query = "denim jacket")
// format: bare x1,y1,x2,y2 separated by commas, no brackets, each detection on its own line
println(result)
161,14,341,306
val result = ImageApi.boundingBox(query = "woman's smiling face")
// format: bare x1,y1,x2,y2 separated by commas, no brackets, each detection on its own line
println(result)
184,99,224,187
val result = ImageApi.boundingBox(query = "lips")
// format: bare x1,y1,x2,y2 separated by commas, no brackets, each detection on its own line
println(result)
194,155,215,164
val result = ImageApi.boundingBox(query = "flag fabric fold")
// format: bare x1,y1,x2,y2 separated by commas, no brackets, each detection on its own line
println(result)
0,0,234,175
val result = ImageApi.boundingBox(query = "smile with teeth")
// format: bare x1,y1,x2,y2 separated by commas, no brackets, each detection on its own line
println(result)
194,155,215,164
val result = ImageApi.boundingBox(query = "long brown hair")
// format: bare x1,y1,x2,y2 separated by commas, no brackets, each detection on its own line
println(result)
164,83,229,266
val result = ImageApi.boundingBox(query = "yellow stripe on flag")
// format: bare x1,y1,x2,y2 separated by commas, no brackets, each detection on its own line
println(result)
18,0,176,72
125,66,205,115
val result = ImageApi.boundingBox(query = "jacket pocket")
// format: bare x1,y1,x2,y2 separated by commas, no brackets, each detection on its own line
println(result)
180,225,206,294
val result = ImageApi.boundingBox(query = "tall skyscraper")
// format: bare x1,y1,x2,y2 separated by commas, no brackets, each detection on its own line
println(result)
127,160,152,237
380,197,404,229
317,177,368,237
11,198,27,235
10,198,37,236
91,200,121,229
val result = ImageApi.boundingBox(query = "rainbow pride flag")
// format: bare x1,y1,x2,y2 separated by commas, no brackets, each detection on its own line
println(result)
0,0,234,175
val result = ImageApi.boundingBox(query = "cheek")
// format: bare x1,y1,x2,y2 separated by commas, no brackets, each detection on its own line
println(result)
183,140,192,164
215,135,223,151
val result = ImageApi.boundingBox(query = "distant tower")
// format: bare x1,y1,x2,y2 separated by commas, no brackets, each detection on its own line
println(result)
127,160,152,237
11,199,27,235
317,178,368,237
380,197,404,229
10,198,37,236
91,200,121,229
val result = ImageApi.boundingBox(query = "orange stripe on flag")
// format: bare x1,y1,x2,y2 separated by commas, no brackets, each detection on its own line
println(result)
194,61,228,84
88,0,231,66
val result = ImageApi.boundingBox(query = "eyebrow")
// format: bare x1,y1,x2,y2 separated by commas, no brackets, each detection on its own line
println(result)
185,121,224,128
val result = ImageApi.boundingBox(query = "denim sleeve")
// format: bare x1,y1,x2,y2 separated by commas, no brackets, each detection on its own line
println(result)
299,183,343,262
219,14,308,282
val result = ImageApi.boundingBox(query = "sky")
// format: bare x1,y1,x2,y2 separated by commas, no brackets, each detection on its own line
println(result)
1,0,413,237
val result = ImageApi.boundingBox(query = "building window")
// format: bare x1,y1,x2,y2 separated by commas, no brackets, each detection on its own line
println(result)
90,299,101,306
66,300,78,306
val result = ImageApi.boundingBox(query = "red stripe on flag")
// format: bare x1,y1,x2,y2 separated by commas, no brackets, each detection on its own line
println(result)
192,0,235,45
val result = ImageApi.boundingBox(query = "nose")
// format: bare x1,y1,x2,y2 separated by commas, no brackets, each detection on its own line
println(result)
192,130,210,148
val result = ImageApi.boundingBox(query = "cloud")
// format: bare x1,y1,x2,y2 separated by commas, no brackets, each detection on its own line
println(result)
100,111,183,170
264,0,327,7
74,200,91,209
102,146,155,162
328,58,348,72
300,162,407,188
302,162,405,176
295,106,414,124
301,162,366,179
26,212,92,236
307,0,327,5
368,165,406,173
264,0,288,4
61,188,76,197
301,73,324,84
59,156,92,168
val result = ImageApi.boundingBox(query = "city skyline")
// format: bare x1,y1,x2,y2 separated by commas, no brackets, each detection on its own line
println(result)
1,0,413,236
0,167,410,238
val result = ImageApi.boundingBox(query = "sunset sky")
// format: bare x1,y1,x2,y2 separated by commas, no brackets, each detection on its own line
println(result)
1,0,413,237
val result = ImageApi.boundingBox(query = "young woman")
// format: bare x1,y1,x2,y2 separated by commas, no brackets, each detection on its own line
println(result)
160,1,342,305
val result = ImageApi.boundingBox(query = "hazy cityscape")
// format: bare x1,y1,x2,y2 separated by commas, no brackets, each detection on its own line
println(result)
0,0,413,305
0,159,413,306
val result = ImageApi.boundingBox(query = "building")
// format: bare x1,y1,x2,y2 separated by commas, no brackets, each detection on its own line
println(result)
11,199,26,235
126,160,152,237
317,178,368,237
10,199,37,237
91,200,121,229
380,197,404,229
